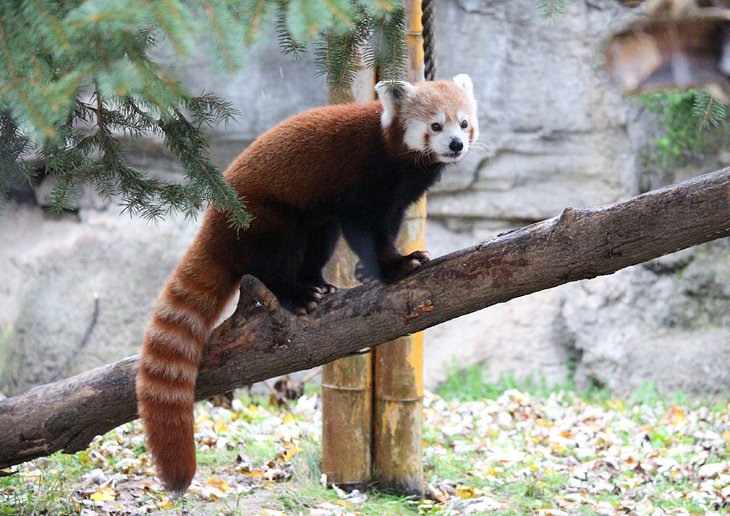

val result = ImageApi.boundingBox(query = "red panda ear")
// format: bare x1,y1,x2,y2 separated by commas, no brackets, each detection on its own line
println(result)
375,80,415,127
453,74,474,96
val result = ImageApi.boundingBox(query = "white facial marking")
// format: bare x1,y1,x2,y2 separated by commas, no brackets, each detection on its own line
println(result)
403,119,428,152
431,120,472,164
420,111,472,164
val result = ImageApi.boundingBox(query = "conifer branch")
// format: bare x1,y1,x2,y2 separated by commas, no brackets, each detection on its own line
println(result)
243,0,272,44
536,0,570,18
0,0,402,222
693,91,728,130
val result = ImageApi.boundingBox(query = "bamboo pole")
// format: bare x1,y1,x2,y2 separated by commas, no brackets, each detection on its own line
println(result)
373,0,427,496
374,199,426,496
321,239,372,490
320,58,376,491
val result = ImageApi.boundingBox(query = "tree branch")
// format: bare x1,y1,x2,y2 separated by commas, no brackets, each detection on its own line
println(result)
1,167,729,469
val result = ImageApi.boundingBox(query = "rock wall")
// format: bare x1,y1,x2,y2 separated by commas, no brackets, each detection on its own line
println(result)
422,0,730,395
2,0,729,397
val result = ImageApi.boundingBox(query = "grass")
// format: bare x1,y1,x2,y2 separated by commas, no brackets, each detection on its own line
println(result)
436,360,615,403
0,452,88,515
437,361,727,408
277,485,420,515
2,365,729,514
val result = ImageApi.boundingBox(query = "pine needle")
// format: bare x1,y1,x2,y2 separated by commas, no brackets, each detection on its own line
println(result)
692,91,727,130
536,0,570,18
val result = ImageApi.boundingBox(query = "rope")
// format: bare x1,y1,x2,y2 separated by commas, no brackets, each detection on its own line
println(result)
421,0,437,81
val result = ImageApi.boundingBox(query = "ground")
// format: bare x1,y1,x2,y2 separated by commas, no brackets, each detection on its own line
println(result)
1,372,729,515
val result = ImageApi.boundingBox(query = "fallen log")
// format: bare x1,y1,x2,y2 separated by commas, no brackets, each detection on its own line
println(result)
1,167,729,469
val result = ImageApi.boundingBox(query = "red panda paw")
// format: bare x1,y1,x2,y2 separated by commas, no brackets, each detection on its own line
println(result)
294,302,317,316
409,250,431,264
292,283,338,315
402,250,431,274
354,261,377,283
380,250,431,282
270,283,326,315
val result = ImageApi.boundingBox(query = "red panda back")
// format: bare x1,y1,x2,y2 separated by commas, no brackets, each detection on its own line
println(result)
225,102,388,207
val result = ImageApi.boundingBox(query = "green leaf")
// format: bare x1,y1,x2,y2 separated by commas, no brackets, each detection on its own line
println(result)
366,5,406,81
146,0,196,57
197,0,247,72
286,0,354,44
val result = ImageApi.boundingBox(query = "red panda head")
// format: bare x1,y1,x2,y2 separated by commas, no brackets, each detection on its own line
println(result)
376,74,479,164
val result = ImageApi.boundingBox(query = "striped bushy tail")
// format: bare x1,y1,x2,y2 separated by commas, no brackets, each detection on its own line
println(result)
135,240,238,495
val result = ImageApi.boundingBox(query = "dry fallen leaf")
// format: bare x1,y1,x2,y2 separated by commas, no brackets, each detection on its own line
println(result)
455,485,477,499
89,486,117,501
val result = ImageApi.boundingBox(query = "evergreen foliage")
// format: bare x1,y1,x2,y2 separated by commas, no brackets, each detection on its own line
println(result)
639,90,728,169
0,0,402,226
691,91,728,129
536,0,570,18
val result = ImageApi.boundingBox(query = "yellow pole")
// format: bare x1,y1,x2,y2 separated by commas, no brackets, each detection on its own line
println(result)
373,0,426,496
320,58,376,492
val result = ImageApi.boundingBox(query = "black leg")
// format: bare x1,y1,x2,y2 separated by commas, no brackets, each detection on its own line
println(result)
343,208,430,283
342,219,381,280
299,222,341,293
240,230,323,314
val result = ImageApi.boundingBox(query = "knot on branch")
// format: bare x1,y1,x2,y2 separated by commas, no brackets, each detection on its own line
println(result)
239,275,280,313
551,206,589,244
556,206,579,227
237,275,295,349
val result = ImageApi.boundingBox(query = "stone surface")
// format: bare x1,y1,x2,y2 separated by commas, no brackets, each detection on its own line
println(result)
2,0,730,397
430,0,641,222
562,240,730,396
420,0,730,396
0,204,201,394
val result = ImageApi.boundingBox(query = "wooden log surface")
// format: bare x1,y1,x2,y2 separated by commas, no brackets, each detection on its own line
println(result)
1,167,729,469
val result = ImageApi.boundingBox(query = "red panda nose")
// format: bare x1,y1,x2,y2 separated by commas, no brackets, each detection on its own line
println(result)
449,138,464,153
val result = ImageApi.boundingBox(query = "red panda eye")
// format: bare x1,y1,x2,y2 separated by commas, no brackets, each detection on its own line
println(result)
460,120,468,129
431,122,442,132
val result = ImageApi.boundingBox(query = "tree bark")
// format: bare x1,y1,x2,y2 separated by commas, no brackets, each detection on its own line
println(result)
1,167,729,470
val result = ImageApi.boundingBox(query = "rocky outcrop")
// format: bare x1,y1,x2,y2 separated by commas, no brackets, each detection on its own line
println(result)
422,0,730,395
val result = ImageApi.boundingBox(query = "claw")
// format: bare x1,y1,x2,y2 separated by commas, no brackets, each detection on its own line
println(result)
321,283,338,294
412,250,431,263
294,306,308,316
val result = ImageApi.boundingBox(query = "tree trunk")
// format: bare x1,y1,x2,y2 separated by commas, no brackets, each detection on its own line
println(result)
1,167,729,470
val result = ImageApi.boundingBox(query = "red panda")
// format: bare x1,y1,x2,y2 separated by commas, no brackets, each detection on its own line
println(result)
135,74,479,495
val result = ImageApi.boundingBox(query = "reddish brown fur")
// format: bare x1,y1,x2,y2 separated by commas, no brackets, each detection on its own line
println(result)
136,80,477,495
